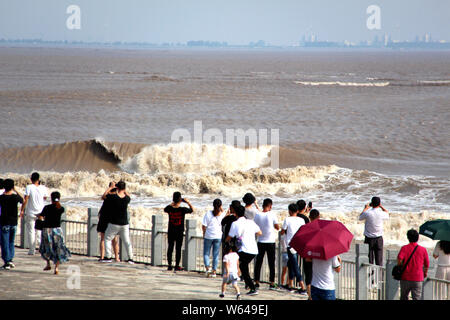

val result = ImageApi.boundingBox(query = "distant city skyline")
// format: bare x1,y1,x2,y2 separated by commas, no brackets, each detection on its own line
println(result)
1,1,449,46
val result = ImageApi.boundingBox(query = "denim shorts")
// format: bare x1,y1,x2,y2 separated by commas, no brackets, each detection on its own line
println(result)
281,252,289,267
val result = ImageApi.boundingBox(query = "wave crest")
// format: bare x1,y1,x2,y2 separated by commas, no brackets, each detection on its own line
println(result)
119,143,273,174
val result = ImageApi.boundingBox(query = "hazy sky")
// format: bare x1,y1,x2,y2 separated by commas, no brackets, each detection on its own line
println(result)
1,0,449,45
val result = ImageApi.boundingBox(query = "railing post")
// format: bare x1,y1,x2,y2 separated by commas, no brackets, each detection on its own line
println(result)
355,244,369,300
151,215,164,266
334,266,340,299
422,278,433,300
385,249,400,300
87,208,99,257
20,215,26,249
184,219,198,271
277,233,282,285
60,209,67,240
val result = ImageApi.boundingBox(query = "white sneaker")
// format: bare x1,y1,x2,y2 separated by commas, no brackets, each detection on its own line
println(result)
206,270,211,277
210,272,217,278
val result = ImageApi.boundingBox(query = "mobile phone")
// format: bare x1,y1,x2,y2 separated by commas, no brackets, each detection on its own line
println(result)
308,201,312,208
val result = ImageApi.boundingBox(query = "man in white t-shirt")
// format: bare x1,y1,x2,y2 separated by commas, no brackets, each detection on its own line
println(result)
20,172,48,255
226,205,262,296
281,203,307,295
359,196,389,266
311,255,341,300
253,198,280,290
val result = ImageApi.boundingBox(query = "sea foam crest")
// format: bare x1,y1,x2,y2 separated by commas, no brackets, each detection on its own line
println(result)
119,142,274,174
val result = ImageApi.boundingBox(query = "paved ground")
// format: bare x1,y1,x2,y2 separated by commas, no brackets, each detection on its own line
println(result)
0,248,308,300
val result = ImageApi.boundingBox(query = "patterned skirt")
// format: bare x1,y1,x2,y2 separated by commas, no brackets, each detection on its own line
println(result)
39,227,71,264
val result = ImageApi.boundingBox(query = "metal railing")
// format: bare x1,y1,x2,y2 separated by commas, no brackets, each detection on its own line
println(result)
13,208,449,301
336,260,356,300
62,219,88,255
425,277,450,300
128,227,152,264
14,218,22,247
364,263,386,300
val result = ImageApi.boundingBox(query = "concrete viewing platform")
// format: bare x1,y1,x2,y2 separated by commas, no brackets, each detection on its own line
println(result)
0,248,307,300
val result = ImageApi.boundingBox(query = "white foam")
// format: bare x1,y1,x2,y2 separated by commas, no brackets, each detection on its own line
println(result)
119,143,273,174
294,81,390,87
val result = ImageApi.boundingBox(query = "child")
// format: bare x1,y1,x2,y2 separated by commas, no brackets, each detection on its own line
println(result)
220,244,241,300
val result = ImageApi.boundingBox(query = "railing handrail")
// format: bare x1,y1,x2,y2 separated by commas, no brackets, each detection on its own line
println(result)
361,262,386,270
128,227,153,232
61,219,87,224
425,277,450,285
342,259,356,264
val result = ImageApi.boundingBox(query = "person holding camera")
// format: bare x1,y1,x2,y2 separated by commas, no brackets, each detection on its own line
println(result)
242,193,260,220
101,181,134,264
0,179,23,270
359,196,389,266
97,182,120,262
164,192,194,271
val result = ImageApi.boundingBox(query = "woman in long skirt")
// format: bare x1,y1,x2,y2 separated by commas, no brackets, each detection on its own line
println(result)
38,191,71,275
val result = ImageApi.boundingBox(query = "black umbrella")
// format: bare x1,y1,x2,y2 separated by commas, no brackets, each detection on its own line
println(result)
419,219,450,241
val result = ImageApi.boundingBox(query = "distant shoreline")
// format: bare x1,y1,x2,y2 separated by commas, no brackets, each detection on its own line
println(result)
1,41,450,52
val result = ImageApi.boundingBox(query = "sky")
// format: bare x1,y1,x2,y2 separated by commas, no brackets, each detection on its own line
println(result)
1,0,449,45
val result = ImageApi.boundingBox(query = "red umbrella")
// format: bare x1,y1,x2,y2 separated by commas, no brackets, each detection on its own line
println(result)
289,219,353,260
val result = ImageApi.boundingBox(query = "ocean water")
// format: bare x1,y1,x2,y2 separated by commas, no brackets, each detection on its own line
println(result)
0,46,449,246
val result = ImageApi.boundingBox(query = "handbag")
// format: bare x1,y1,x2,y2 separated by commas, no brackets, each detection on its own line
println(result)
392,244,418,281
34,219,45,230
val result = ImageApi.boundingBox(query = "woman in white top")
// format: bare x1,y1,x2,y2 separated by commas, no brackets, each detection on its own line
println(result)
433,240,450,281
202,199,225,277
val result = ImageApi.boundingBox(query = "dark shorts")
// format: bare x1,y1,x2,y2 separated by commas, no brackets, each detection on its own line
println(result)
303,259,313,286
97,216,109,233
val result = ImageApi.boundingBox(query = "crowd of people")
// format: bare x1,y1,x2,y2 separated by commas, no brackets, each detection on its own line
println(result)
0,173,449,301
0,173,70,274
